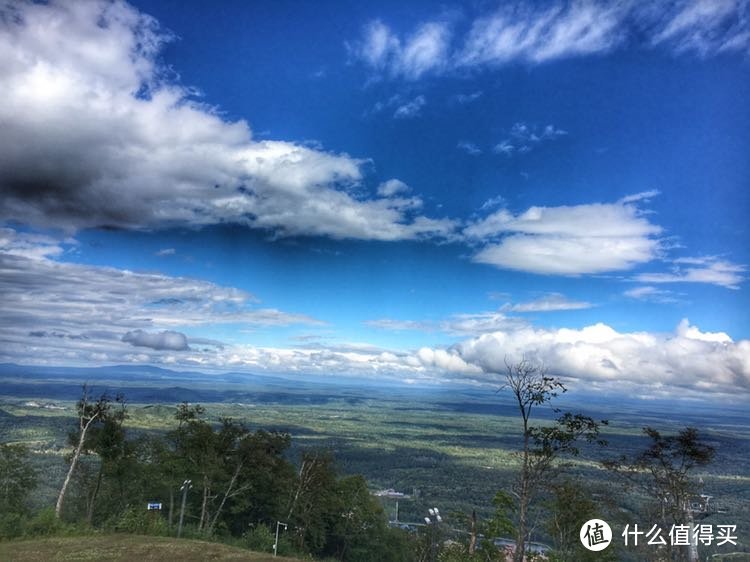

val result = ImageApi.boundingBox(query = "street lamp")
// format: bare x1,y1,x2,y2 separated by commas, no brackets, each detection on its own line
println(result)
425,507,442,562
177,479,192,538
273,521,288,557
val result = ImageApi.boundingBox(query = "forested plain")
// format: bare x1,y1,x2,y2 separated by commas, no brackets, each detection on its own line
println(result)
0,363,748,561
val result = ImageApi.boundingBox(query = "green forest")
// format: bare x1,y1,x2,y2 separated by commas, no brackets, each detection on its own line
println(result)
1,363,748,562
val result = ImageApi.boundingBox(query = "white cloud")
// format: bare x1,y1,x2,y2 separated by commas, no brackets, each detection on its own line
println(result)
458,2,627,67
644,0,750,56
635,257,745,289
457,141,482,155
0,0,453,242
156,248,175,257
0,230,322,366
504,293,593,312
3,231,747,398
377,179,410,197
493,122,568,156
493,140,516,156
416,319,750,397
350,19,451,79
123,329,190,351
367,311,526,336
351,1,750,79
465,197,663,275
453,91,483,104
393,95,426,119
624,285,681,304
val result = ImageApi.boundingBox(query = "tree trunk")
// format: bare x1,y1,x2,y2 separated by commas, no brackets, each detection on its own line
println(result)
86,461,104,525
468,510,477,555
208,461,242,535
168,487,174,530
55,414,99,518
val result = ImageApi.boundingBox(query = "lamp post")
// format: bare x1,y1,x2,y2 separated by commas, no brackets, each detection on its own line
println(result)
177,479,192,538
273,521,287,557
424,507,442,562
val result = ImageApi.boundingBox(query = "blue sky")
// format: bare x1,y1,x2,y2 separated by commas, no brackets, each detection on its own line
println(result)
0,0,748,400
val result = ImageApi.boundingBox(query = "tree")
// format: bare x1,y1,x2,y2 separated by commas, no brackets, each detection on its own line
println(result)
603,426,715,562
286,451,338,554
55,385,121,519
498,358,606,562
0,443,37,515
544,479,617,562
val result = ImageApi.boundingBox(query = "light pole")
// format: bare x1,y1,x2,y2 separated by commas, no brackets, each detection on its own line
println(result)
273,521,287,557
424,507,442,562
177,479,192,538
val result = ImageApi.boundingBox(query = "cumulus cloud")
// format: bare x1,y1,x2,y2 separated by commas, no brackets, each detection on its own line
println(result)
634,257,745,289
377,179,410,197
123,329,190,351
0,0,454,241
351,1,750,79
415,319,750,397
464,196,662,275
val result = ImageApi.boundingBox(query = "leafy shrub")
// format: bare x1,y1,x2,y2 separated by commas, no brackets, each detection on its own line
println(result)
115,507,167,536
244,524,275,551
0,513,25,540
26,508,64,536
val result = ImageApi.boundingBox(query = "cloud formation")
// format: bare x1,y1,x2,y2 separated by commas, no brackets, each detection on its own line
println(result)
0,0,454,241
635,257,746,289
503,293,593,312
2,229,747,398
349,19,452,80
416,319,750,397
351,0,750,80
0,228,319,365
465,195,662,275
123,330,190,351
493,123,567,156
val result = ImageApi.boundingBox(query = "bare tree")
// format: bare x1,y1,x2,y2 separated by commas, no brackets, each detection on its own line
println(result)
55,385,118,519
500,358,605,562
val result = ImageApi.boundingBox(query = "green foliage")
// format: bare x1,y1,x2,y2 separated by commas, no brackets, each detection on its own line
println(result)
244,524,276,552
26,507,64,536
115,507,168,536
485,490,515,539
543,479,616,562
0,513,25,540
0,443,37,514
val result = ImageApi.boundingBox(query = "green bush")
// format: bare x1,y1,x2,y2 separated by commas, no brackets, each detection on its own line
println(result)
0,513,25,540
26,508,64,536
115,507,168,536
244,524,275,552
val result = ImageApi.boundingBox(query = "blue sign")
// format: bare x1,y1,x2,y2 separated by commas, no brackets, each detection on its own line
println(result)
147,502,162,510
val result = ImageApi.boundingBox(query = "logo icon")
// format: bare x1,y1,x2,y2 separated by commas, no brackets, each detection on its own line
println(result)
580,519,612,551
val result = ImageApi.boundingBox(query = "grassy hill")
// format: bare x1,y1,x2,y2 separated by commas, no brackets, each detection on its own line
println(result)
0,534,305,561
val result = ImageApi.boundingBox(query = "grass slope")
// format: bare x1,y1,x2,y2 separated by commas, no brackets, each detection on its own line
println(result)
0,534,304,561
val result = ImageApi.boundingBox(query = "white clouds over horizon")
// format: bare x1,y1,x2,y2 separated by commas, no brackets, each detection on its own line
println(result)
416,319,750,397
1,228,747,399
351,0,750,80
0,0,455,242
